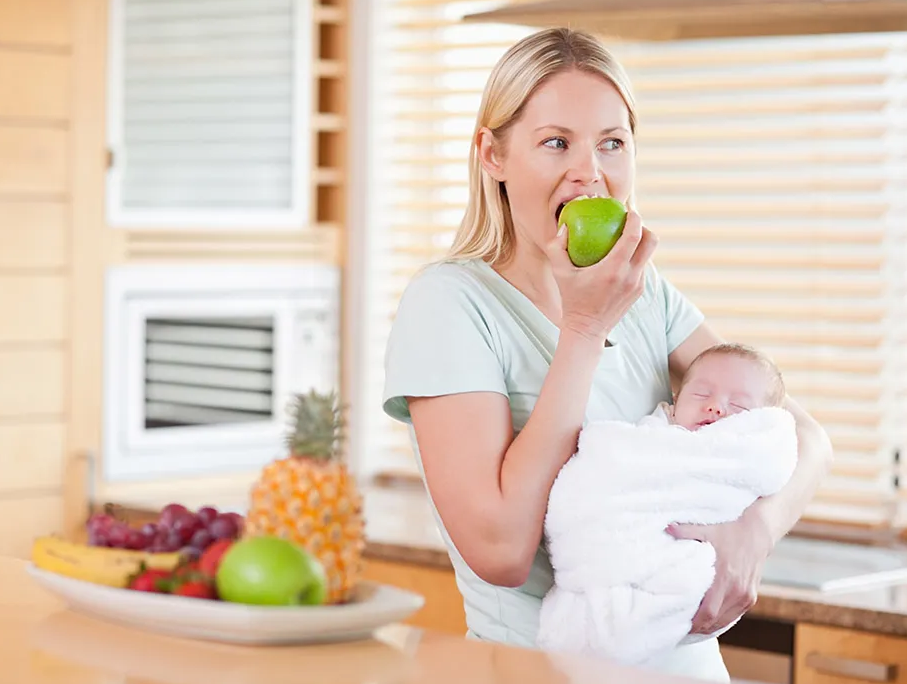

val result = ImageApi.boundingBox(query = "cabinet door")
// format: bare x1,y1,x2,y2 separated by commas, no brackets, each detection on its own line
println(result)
796,623,907,684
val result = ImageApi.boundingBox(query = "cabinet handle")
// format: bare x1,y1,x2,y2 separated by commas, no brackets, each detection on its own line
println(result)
805,652,898,682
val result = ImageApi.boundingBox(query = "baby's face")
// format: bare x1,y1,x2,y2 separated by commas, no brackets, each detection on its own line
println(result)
672,354,774,431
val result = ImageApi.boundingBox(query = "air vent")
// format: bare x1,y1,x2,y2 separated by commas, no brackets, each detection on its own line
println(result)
144,316,275,428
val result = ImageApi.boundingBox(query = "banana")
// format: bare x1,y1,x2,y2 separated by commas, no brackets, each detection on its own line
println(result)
31,536,183,588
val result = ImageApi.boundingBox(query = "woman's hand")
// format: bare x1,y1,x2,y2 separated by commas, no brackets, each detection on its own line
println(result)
544,210,658,343
666,506,775,634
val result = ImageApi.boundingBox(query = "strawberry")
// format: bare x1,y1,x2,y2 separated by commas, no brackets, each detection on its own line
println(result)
198,538,234,578
173,559,201,579
174,580,217,599
128,568,172,593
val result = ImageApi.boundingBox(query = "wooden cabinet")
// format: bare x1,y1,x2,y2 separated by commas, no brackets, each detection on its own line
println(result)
796,623,907,684
361,558,467,636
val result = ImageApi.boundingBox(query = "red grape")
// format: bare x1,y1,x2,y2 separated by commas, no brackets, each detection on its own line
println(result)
141,522,158,539
223,512,245,535
207,514,238,540
197,506,218,526
162,530,183,552
158,503,189,529
125,529,146,550
87,513,114,534
88,529,109,547
149,530,168,552
107,523,130,548
172,512,202,543
180,546,202,561
190,528,213,550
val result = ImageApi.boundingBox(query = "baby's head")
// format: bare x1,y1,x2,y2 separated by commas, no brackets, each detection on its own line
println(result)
672,343,786,431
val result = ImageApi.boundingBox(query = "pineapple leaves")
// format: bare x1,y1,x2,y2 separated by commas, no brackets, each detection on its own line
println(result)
284,389,347,460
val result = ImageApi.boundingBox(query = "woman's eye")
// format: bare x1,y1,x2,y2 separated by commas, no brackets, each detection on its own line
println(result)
600,138,624,151
543,137,567,149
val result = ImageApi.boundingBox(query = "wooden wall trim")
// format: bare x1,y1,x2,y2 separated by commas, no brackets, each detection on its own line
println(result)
64,0,109,537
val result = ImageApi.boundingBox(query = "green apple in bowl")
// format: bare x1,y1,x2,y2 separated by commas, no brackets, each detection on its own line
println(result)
215,536,327,606
558,196,628,267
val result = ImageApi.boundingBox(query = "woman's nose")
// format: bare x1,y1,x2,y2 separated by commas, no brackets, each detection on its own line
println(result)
566,148,602,186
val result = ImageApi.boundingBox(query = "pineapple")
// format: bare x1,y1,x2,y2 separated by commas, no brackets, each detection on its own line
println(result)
244,389,365,604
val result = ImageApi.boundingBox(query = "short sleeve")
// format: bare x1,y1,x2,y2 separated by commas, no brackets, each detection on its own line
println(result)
656,266,705,354
382,265,508,424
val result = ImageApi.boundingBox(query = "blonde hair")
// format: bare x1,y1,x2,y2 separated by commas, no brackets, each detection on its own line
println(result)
683,343,788,407
446,27,638,266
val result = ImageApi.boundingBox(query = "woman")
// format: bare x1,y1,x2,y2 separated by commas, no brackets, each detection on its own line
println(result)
382,27,832,681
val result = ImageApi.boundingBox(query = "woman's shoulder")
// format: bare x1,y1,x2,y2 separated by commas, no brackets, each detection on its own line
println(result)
397,258,497,315
405,258,488,290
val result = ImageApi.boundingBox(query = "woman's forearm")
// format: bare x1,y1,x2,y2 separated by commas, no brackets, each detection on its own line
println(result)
746,395,834,545
497,328,605,564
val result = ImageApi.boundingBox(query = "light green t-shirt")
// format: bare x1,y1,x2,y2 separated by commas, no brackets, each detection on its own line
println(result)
383,258,730,682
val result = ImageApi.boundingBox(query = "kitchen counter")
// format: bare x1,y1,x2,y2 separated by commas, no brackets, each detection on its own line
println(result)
2,556,708,684
100,481,907,640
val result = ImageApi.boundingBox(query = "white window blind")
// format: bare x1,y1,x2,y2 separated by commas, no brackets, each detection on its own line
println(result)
364,0,907,531
106,0,312,229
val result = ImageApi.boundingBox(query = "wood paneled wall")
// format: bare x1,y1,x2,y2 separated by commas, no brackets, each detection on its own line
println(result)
0,0,73,556
0,0,349,555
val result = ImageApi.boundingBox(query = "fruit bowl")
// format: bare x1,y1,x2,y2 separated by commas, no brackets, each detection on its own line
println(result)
27,564,425,646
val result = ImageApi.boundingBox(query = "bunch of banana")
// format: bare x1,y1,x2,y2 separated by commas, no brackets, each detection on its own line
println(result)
31,536,182,588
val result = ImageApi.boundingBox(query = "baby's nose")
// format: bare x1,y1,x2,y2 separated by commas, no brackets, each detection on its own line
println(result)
707,404,725,416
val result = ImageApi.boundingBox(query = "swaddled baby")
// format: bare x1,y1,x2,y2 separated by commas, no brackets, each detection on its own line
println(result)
537,343,798,667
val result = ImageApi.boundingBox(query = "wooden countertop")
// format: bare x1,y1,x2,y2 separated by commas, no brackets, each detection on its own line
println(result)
753,580,907,637
2,556,709,684
100,481,907,641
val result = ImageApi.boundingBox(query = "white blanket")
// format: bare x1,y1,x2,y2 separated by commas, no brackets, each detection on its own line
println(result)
537,403,798,666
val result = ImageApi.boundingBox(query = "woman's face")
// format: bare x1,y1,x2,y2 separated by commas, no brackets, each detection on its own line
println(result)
478,68,636,256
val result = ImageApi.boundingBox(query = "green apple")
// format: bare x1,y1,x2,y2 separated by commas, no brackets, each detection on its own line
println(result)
559,196,628,267
215,536,327,606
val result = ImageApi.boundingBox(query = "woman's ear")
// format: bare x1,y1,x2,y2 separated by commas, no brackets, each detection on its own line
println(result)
476,127,506,182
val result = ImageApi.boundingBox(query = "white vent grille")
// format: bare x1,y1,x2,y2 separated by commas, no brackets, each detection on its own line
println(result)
102,263,340,481
144,316,275,428
106,0,312,228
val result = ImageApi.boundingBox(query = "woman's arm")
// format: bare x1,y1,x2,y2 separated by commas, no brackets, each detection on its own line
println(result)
666,322,834,633
408,328,605,587
407,214,657,588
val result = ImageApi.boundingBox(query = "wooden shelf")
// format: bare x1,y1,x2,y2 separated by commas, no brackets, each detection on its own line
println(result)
315,59,344,77
313,113,344,132
314,5,345,24
314,167,344,185
463,0,907,41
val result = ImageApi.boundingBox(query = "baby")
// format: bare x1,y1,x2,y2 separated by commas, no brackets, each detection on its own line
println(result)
665,342,787,431
538,343,798,668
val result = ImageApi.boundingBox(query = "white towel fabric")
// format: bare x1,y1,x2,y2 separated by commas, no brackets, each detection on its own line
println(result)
537,403,798,667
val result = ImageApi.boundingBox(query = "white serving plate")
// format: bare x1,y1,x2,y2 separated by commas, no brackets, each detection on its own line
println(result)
27,565,425,645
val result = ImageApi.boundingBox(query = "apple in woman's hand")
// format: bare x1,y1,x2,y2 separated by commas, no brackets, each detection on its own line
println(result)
559,196,628,267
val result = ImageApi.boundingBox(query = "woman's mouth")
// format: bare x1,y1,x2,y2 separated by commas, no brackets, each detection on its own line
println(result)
554,193,602,223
